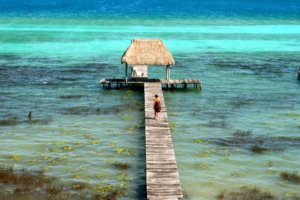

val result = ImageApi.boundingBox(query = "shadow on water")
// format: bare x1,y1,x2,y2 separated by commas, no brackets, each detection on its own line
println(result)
136,183,147,200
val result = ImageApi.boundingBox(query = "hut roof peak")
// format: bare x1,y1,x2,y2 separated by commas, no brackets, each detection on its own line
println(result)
121,38,175,66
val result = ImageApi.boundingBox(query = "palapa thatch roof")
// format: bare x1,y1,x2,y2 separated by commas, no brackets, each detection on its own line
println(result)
121,39,175,66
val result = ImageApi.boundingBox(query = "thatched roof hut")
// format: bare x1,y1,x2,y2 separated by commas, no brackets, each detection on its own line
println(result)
121,39,175,82
121,39,175,66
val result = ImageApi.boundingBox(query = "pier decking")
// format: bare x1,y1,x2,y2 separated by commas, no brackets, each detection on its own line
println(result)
144,83,183,200
100,78,201,89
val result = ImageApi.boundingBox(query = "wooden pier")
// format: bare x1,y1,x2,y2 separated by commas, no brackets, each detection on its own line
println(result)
100,78,201,90
144,83,183,200
101,39,201,199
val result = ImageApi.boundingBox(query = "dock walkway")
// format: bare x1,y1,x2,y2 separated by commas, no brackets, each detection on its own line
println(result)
144,83,183,200
100,78,201,89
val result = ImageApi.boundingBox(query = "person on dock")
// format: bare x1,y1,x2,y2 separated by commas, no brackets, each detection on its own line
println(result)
153,94,161,120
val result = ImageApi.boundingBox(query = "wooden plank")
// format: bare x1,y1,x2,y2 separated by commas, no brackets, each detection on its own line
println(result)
144,83,182,200
148,196,181,200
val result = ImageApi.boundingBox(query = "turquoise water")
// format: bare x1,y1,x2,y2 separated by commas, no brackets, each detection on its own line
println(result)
1,17,300,199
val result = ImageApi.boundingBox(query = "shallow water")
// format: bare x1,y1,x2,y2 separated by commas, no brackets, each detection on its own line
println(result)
1,13,300,200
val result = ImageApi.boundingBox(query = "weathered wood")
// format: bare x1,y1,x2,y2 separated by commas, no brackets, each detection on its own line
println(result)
100,78,201,90
144,83,183,200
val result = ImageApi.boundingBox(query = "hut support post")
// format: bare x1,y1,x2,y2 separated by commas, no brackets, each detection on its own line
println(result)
125,63,128,83
166,65,170,83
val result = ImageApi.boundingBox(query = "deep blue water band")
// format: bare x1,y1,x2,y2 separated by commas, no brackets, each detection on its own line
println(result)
1,0,300,18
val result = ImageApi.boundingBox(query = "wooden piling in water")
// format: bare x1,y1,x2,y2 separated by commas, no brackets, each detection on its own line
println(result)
144,83,183,200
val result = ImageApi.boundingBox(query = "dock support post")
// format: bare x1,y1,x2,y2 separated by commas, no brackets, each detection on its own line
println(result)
125,63,128,83
166,64,171,89
166,65,170,83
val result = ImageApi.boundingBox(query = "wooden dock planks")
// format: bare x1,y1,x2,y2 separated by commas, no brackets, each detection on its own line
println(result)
100,78,201,90
144,83,183,200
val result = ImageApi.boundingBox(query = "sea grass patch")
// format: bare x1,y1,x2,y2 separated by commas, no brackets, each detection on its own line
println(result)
59,94,85,99
0,117,52,126
0,117,18,126
216,187,276,200
94,184,126,200
62,105,124,115
0,166,128,199
112,162,131,170
0,166,60,197
26,117,52,125
207,120,229,128
212,133,300,152
63,106,91,115
231,96,255,108
212,58,287,77
251,145,269,154
57,77,80,81
280,171,300,184
233,130,252,137
61,68,95,74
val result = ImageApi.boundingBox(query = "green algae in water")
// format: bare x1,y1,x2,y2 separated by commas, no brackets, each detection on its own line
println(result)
197,151,210,157
95,184,127,200
169,121,177,131
115,147,131,156
286,112,300,118
194,162,211,170
123,114,132,121
50,147,62,153
194,138,211,144
7,154,21,162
